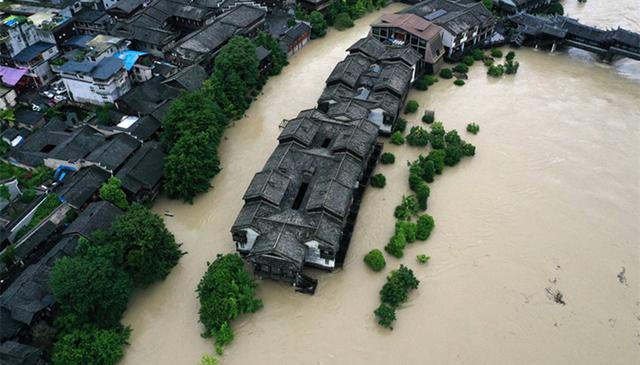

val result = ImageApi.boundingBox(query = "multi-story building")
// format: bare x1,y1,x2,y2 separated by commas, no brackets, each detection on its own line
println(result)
58,56,131,104
13,42,59,86
0,15,39,66
371,13,445,74
402,0,495,59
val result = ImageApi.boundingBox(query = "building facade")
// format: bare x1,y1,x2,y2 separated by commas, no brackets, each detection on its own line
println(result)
58,56,131,105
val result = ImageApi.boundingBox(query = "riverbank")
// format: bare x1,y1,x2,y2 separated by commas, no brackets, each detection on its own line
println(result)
120,1,639,364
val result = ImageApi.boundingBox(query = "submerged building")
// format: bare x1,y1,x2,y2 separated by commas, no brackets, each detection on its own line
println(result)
232,108,381,293
318,36,422,135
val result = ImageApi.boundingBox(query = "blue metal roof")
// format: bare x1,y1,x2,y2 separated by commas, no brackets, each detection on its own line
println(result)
63,35,94,49
114,50,148,71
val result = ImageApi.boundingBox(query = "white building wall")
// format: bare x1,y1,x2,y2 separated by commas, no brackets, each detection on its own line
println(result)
63,70,130,105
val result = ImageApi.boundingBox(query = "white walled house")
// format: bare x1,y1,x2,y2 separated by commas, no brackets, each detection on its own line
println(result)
58,56,131,105
13,42,59,86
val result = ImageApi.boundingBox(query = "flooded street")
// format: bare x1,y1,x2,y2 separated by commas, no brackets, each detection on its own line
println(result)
121,2,639,365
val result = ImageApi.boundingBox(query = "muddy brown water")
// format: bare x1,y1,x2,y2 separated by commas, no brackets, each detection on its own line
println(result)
120,2,639,364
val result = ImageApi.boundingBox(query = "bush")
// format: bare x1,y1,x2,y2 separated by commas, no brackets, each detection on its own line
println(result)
483,58,494,66
422,111,434,124
471,48,485,61
439,68,453,79
364,249,386,272
393,195,419,220
491,48,503,58
453,64,469,73
404,100,419,114
466,123,480,134
506,51,516,61
414,77,429,91
390,131,405,145
197,254,263,350
462,142,476,156
374,303,396,329
454,79,465,86
429,122,446,149
380,152,395,164
334,12,354,30
487,64,504,77
384,230,406,258
395,220,417,244
370,173,386,188
462,55,474,66
380,265,420,308
424,75,438,85
415,182,430,211
416,214,435,240
426,150,446,174
393,117,407,133
406,126,430,147
417,254,430,264
505,60,520,75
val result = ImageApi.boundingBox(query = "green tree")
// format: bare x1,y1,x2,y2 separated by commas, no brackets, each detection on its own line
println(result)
439,68,453,79
50,244,133,327
364,249,386,272
466,123,480,134
108,204,183,287
0,244,16,267
482,0,493,11
334,12,354,30
52,325,130,365
390,131,405,145
416,254,430,264
406,126,430,147
164,130,220,203
0,108,15,124
416,214,435,241
162,91,227,149
404,100,419,113
99,177,128,210
200,354,219,365
197,254,263,350
370,173,386,188
374,303,396,329
309,11,327,39
393,117,407,132
380,152,395,164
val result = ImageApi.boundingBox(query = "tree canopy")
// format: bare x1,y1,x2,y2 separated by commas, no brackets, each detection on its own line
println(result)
99,177,128,210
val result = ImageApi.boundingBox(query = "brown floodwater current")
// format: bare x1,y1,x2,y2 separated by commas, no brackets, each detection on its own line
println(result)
120,2,640,364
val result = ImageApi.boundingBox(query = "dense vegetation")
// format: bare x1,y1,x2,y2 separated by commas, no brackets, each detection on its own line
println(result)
439,68,453,79
50,205,182,364
374,265,420,329
197,254,263,355
406,126,430,147
393,117,407,133
163,35,288,202
364,249,386,272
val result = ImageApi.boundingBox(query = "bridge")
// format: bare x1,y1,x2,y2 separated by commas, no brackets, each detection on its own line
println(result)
504,14,640,61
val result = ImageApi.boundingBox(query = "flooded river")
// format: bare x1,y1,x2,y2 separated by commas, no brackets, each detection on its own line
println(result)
120,2,640,364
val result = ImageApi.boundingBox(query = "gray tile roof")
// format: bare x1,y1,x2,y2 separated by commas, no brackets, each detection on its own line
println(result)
402,0,494,36
115,141,164,195
86,133,140,171
0,341,44,365
49,125,106,162
63,201,123,239
232,109,378,273
57,165,110,209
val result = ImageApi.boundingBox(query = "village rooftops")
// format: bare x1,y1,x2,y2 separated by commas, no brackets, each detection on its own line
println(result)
0,202,122,339
172,4,266,64
0,341,45,365
372,13,443,42
85,133,141,172
402,0,494,36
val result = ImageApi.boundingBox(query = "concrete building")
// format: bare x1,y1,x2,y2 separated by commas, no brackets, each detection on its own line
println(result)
58,56,130,105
